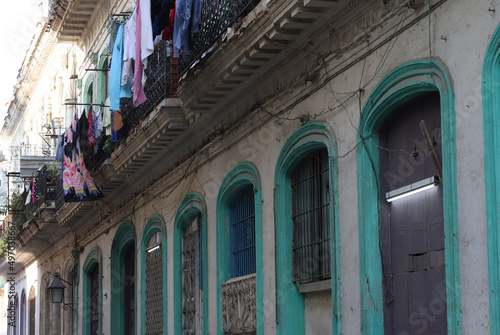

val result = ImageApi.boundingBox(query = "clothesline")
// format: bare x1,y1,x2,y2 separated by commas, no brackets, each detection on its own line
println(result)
64,103,110,107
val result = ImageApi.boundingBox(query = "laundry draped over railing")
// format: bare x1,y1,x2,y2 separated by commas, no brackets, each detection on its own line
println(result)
57,108,104,202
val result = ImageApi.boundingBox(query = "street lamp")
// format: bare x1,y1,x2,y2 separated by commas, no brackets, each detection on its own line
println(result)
47,272,75,313
47,272,66,303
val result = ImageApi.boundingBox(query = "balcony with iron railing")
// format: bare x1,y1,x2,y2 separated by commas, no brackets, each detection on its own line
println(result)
4,165,73,267
53,0,367,229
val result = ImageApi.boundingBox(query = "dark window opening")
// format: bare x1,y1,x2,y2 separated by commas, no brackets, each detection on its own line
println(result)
291,148,331,284
182,214,203,334
29,287,35,335
229,184,256,278
90,265,99,335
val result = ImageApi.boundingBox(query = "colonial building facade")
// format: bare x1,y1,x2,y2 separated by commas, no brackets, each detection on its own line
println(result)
0,0,498,334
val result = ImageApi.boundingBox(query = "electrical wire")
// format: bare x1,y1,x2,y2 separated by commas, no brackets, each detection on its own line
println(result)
55,0,447,267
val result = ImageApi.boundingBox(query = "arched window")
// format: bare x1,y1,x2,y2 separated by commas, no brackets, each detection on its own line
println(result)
141,216,167,335
274,122,340,334
83,248,102,335
111,222,136,335
291,148,330,283
28,286,35,335
9,294,18,335
357,60,461,334
63,262,76,335
174,193,208,335
216,162,263,334
40,274,52,334
20,290,26,335
83,76,94,114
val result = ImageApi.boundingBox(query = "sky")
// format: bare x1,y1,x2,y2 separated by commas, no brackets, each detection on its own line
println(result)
0,1,49,123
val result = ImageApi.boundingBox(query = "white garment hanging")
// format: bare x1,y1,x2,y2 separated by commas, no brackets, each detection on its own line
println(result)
122,10,137,87
140,0,154,87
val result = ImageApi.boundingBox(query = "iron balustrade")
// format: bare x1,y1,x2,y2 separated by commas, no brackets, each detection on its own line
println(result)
11,166,59,223
178,0,262,74
120,40,174,133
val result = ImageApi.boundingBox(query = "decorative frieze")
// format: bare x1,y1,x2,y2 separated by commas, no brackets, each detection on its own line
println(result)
221,273,256,334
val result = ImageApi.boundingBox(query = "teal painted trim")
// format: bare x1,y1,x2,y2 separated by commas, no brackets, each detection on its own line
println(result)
357,59,461,334
482,24,500,334
83,75,94,110
71,250,80,335
173,193,208,335
216,162,263,335
82,247,102,335
274,122,341,335
140,215,168,335
111,221,136,335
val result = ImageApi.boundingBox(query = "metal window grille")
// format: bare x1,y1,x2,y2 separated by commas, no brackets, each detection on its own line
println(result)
20,292,25,335
230,185,256,278
291,149,331,284
182,214,203,335
145,234,164,335
90,266,99,335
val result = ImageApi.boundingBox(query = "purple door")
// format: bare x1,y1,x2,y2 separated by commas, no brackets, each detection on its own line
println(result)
379,92,447,335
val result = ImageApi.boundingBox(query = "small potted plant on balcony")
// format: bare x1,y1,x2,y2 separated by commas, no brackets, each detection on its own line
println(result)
47,163,60,183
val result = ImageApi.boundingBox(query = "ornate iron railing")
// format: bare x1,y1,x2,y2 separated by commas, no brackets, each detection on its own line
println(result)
10,166,58,223
179,0,262,73
221,273,256,334
120,40,174,132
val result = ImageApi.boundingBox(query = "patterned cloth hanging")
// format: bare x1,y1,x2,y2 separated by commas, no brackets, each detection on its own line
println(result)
62,110,104,202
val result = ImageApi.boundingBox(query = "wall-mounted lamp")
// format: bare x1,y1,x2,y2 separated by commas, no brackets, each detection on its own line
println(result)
386,176,439,202
47,272,76,313
47,272,66,304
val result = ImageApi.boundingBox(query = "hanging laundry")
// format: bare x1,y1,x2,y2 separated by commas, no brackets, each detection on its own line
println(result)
152,0,175,36
87,106,96,149
32,178,37,203
108,20,119,56
93,106,103,140
79,111,91,166
62,108,104,202
192,0,203,35
56,132,64,161
122,9,137,88
25,184,31,205
173,0,193,57
102,107,112,136
163,5,175,41
133,0,155,106
109,24,132,113
111,110,120,142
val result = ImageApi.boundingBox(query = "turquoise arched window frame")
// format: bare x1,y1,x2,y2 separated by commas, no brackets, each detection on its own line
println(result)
140,215,168,335
111,221,136,335
356,60,461,334
173,192,208,334
216,162,263,335
274,122,341,335
82,247,102,335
